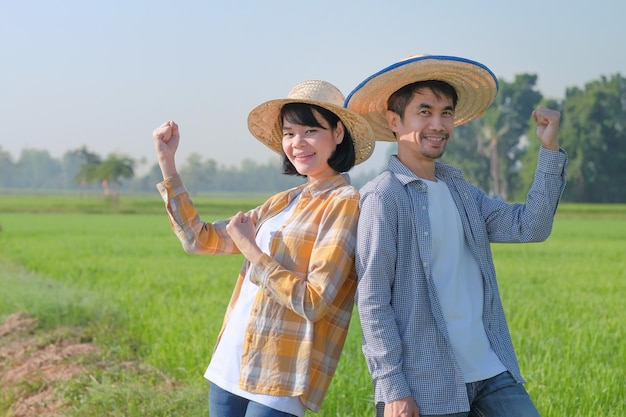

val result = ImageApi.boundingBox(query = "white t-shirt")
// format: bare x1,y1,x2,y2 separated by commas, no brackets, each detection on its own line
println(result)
205,193,306,416
424,178,506,383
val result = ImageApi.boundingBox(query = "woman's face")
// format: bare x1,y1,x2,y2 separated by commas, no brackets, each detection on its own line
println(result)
282,109,344,182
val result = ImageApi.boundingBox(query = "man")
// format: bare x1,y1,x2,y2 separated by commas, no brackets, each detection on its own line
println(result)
345,55,568,416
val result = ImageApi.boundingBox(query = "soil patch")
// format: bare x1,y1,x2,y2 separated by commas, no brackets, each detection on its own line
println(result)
0,312,100,417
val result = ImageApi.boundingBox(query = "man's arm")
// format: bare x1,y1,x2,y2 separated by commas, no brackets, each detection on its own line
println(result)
356,189,413,403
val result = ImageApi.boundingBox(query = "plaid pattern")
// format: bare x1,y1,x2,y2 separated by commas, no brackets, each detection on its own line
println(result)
355,147,568,415
157,174,359,412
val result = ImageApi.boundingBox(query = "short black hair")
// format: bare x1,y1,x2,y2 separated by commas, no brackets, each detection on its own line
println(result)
279,103,356,177
387,80,458,120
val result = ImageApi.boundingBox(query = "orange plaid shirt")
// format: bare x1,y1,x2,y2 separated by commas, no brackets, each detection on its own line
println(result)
157,173,359,412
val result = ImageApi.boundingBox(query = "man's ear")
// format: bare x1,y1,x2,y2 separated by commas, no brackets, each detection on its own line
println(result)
334,120,345,144
386,110,400,134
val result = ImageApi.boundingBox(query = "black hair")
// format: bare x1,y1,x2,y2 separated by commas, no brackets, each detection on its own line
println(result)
387,80,458,120
279,103,356,177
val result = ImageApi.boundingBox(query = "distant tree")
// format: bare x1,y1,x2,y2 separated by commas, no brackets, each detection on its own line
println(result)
96,154,135,203
435,75,544,199
73,146,103,187
14,149,63,189
71,147,135,202
479,74,543,200
211,158,304,192
179,153,217,194
514,98,561,202
0,147,14,188
442,118,491,193
128,162,165,192
556,74,626,202
60,150,87,189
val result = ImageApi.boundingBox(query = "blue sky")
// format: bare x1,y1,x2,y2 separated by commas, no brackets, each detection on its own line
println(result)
1,0,624,175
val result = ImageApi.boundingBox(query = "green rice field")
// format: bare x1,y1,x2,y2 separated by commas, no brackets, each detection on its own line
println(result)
0,194,624,416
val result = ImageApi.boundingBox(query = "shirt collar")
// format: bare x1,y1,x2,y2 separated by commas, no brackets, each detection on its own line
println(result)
387,155,464,186
289,173,349,200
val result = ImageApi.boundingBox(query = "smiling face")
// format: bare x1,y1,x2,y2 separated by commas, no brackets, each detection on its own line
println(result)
282,108,344,182
386,87,455,178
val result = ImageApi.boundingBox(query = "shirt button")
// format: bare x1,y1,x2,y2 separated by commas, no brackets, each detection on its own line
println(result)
422,205,426,210
424,231,429,236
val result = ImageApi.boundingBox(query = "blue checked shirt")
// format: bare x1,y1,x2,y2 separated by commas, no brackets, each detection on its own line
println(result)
355,147,568,415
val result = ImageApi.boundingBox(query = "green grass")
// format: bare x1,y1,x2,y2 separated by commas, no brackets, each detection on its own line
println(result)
0,196,624,416
493,218,626,416
0,192,269,215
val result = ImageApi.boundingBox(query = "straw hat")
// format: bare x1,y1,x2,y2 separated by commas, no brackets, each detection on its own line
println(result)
247,80,375,165
344,55,499,142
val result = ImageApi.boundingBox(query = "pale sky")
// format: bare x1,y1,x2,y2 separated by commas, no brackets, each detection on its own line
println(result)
1,0,624,176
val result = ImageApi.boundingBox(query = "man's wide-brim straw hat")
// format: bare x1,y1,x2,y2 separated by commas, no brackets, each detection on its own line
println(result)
248,80,375,165
344,54,499,142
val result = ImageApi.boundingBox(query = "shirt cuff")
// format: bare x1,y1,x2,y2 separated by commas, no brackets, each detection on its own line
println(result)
248,253,277,289
537,146,567,176
156,173,186,202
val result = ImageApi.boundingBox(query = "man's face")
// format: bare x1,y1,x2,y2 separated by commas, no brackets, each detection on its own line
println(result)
387,88,455,161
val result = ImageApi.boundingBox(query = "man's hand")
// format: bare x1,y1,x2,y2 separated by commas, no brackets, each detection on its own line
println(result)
532,106,560,151
385,396,420,417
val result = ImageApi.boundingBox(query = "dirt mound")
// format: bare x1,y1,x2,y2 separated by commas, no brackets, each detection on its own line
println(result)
0,312,100,417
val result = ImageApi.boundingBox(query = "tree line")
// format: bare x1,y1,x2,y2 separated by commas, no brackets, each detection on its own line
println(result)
440,72,625,203
1,72,624,203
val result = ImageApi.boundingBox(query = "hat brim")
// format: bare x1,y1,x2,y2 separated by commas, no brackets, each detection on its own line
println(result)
345,55,498,142
247,99,375,165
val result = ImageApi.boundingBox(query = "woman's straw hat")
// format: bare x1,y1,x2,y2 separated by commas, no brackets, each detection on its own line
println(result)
344,55,498,142
248,80,375,164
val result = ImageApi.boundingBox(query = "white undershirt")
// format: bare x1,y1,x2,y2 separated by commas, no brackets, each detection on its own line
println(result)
205,192,306,416
424,178,505,382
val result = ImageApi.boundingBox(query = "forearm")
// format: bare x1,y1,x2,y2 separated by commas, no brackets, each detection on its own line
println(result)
482,147,567,242
158,155,178,179
519,147,568,237
249,233,356,321
156,175,236,254
249,198,358,321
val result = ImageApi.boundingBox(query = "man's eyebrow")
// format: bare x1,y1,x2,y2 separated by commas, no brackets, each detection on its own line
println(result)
417,102,455,111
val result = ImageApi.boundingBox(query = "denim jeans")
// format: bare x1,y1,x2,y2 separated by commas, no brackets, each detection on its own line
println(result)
376,372,541,417
208,382,298,417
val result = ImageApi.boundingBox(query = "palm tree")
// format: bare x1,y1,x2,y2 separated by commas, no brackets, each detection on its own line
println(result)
73,147,102,195
96,154,135,204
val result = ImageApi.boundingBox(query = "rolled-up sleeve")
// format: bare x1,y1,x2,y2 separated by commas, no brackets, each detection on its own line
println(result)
156,174,237,255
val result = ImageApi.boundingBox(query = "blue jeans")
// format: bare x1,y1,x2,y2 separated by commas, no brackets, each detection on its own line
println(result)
208,382,298,417
376,372,541,417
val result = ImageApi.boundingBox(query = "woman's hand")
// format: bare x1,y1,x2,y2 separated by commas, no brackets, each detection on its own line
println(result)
226,212,264,264
152,120,180,179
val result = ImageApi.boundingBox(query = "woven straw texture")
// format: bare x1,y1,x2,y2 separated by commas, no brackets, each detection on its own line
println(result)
248,80,374,165
345,55,498,142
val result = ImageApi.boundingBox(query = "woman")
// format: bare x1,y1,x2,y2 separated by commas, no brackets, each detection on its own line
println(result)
152,80,374,417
